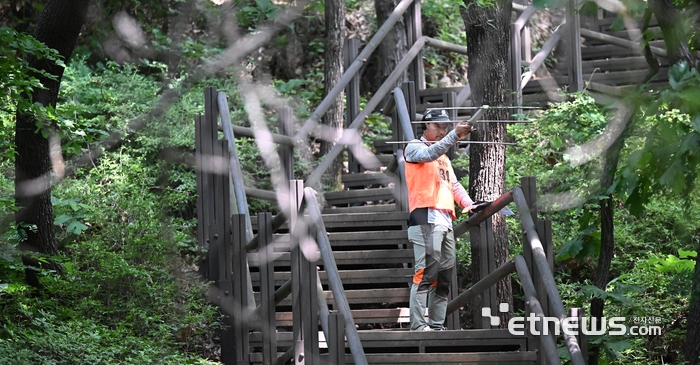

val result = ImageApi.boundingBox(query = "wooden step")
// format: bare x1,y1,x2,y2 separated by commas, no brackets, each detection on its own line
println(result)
557,56,670,75
250,328,530,351
251,211,409,231
250,267,414,286
342,171,397,188
248,249,414,267
265,230,408,252
331,351,538,364
376,154,395,167
322,204,398,214
373,139,396,154
325,187,396,206
580,40,666,60
253,287,410,307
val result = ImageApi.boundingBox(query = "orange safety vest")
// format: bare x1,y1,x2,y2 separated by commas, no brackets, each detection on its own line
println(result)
404,153,456,219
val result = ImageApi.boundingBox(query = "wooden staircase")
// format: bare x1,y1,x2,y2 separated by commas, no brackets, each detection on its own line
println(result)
247,197,539,364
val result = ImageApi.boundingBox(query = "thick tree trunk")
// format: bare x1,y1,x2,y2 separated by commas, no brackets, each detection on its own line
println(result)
319,0,346,190
648,0,695,68
462,0,512,326
14,0,90,257
373,0,408,89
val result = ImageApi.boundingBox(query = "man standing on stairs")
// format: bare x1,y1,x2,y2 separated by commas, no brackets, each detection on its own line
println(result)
405,109,476,331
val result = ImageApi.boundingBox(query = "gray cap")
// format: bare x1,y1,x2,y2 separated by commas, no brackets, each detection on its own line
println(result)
422,109,450,121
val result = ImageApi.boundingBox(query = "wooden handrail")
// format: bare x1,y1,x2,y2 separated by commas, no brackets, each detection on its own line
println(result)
305,37,427,187
217,121,297,146
512,186,586,365
425,36,469,55
294,0,416,140
304,187,369,365
514,255,561,365
446,258,516,314
579,28,668,58
521,23,566,90
393,87,416,141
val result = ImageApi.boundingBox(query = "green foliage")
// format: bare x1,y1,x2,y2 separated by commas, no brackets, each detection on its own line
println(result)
556,207,601,261
618,61,700,215
0,54,226,363
421,0,468,86
235,0,280,29
0,26,65,161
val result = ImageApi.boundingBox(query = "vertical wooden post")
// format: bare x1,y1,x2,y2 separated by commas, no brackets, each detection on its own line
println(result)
520,177,536,284
328,312,346,365
232,214,250,364
290,180,318,365
510,23,523,107
344,38,361,174
279,107,295,182
442,91,457,160
195,114,207,278
400,81,417,138
521,176,555,365
522,24,532,64
446,253,460,330
204,87,220,280
566,0,583,92
472,217,497,329
218,138,236,364
405,0,425,90
258,212,276,365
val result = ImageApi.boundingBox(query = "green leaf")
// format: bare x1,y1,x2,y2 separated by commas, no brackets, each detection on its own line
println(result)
668,61,690,91
679,249,697,259
551,136,562,148
66,221,88,235
556,238,583,261
659,159,686,195
54,214,73,225
610,16,625,32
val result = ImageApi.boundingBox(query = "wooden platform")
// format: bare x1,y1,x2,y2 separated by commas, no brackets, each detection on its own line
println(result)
249,329,537,364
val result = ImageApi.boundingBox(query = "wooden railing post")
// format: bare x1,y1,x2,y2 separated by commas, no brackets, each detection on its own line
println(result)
443,91,458,160
510,23,523,107
566,0,583,91
279,107,295,182
343,38,362,174
258,212,276,365
232,214,250,364
400,81,417,139
290,180,319,365
405,0,425,89
328,312,346,365
470,216,497,328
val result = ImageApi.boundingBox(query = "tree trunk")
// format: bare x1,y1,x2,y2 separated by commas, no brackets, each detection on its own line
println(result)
462,0,512,326
589,119,628,364
648,0,695,68
319,0,346,190
373,0,408,89
14,0,90,258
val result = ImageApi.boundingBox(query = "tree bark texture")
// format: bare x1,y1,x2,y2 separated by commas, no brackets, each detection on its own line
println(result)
14,0,90,255
373,0,408,89
648,0,695,68
319,0,346,190
462,0,513,326
589,119,628,364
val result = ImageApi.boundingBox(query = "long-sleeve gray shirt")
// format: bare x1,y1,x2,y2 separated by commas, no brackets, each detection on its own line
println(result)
404,130,474,228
